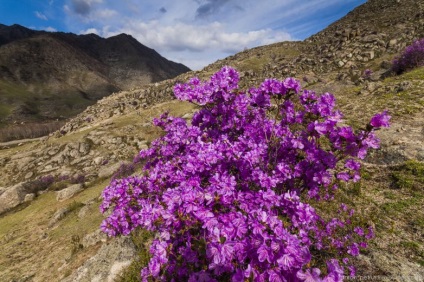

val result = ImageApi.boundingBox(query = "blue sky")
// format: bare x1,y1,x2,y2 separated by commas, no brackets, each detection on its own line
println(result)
0,0,366,70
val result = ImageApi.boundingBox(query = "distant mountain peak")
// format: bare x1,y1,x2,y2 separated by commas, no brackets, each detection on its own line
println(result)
0,24,190,125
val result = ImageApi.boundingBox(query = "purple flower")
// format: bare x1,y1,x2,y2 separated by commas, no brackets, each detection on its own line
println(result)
297,268,322,282
370,110,391,128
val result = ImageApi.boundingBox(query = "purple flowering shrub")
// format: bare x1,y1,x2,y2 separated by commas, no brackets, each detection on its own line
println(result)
392,38,424,74
100,67,390,281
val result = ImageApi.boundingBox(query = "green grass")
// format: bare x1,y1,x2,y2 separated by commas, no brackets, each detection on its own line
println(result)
0,103,12,122
0,80,34,100
391,160,424,190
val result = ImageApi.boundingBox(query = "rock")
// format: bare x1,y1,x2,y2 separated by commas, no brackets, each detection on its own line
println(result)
47,147,61,156
338,60,345,67
364,51,375,60
62,236,137,282
98,162,122,179
79,142,91,155
24,193,35,202
82,230,107,248
0,183,27,214
388,39,398,47
69,149,79,158
93,157,104,165
24,171,34,179
357,251,424,282
56,184,83,201
49,207,70,227
182,113,193,120
78,205,90,218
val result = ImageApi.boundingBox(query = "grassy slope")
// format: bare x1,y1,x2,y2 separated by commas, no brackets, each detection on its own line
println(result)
0,180,107,281
0,100,197,281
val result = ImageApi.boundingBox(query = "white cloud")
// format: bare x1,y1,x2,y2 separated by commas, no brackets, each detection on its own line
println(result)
81,27,99,34
44,26,57,32
94,8,117,19
62,0,365,70
101,20,292,59
35,11,48,21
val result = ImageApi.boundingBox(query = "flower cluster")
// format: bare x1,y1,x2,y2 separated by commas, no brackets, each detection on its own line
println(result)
100,67,390,281
392,38,424,74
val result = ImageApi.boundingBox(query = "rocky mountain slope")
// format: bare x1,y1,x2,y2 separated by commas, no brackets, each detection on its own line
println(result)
0,0,423,281
0,24,190,128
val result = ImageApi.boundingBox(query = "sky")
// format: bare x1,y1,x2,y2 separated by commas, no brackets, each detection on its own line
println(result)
0,0,367,70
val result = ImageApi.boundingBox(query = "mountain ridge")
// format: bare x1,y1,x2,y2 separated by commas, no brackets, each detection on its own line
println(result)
0,24,190,128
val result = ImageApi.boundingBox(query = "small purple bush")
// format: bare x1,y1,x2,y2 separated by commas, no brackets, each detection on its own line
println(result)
100,67,390,281
392,38,424,74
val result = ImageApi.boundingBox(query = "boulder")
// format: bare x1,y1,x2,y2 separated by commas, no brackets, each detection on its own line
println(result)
98,162,122,179
24,193,36,202
61,236,137,282
0,183,27,214
56,184,83,201
82,230,107,248
49,207,70,227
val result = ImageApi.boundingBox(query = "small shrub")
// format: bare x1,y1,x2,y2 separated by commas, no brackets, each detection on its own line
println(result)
392,38,424,74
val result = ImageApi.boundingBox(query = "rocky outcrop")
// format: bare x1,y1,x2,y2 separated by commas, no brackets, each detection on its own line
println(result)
0,183,27,214
56,184,84,201
61,236,137,282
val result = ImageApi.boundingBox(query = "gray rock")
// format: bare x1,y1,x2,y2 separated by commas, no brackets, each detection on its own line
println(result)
78,204,91,219
0,183,26,214
48,146,61,156
357,251,424,282
61,236,137,282
364,50,375,60
56,184,83,201
79,142,91,155
388,39,398,47
24,171,34,179
93,157,104,165
82,230,107,248
24,193,36,202
98,162,122,179
49,207,70,227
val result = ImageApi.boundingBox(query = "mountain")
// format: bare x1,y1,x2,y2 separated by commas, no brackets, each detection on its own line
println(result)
0,0,423,281
0,24,190,128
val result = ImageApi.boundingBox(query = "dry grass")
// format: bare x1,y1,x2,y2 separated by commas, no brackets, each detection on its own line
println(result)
0,179,109,281
0,121,65,142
